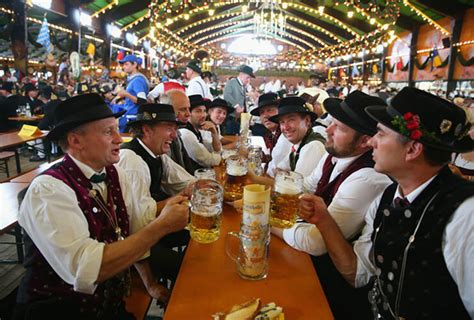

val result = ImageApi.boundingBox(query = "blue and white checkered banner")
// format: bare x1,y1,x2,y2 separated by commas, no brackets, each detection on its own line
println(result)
36,18,52,53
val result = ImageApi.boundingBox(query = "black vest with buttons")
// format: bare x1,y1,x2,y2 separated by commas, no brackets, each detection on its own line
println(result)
371,166,473,319
121,138,168,201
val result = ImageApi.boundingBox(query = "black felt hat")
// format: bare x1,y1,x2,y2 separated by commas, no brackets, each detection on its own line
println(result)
187,59,202,74
209,98,233,113
365,87,473,152
0,82,13,92
269,96,317,123
24,83,38,94
250,92,279,116
238,65,255,78
324,90,386,136
126,103,178,127
47,93,126,141
189,94,211,110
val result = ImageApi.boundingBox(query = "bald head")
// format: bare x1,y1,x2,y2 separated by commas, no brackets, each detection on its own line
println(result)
161,89,190,123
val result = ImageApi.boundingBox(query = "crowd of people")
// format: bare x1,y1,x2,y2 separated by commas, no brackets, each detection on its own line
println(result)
1,54,473,319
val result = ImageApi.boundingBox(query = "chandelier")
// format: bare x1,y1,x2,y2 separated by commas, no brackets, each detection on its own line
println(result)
253,0,286,39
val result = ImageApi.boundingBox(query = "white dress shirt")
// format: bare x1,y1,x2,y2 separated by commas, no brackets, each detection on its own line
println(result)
275,140,326,177
118,140,195,196
353,175,474,317
18,155,157,295
282,152,392,256
266,134,293,178
179,127,221,167
186,76,212,99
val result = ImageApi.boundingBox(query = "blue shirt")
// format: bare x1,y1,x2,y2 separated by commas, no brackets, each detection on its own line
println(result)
119,73,148,132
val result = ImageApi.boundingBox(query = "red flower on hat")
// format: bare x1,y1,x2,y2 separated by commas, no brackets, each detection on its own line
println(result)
410,129,422,140
403,112,414,121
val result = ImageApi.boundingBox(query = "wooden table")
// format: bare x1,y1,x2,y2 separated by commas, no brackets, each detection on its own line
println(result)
10,157,62,183
0,182,29,234
164,203,333,319
0,182,29,264
8,115,44,122
0,131,48,173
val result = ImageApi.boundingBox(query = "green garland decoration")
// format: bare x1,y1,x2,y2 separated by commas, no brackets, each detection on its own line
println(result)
457,50,474,67
385,60,409,73
414,53,449,70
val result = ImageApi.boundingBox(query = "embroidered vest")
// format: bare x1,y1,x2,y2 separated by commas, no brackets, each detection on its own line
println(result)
263,128,281,153
121,138,167,201
17,155,131,319
289,129,325,171
370,166,473,319
315,151,375,206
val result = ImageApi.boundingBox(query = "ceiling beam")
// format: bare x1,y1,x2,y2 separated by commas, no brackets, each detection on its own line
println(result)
414,0,470,16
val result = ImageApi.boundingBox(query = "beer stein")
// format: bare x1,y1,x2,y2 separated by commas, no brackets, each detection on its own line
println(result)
225,224,270,280
270,171,303,228
224,155,248,202
219,148,238,181
248,145,263,176
194,168,216,180
189,179,223,243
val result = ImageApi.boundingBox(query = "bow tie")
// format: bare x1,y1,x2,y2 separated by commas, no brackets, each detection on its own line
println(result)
90,173,107,183
392,197,410,209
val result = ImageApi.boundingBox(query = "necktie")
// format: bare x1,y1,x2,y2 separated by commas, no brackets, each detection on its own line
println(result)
393,197,410,209
90,173,107,183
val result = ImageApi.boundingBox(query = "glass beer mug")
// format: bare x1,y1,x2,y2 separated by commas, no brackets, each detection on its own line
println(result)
248,145,263,176
219,148,238,181
270,171,303,228
223,155,248,202
194,168,216,180
225,224,270,280
189,179,223,243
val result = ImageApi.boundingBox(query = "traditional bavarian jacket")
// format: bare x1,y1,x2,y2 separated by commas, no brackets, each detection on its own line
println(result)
17,155,155,318
282,151,391,256
121,138,167,201
119,138,194,199
355,166,474,319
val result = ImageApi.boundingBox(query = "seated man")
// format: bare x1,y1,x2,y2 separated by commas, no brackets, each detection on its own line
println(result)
250,92,292,176
14,94,188,319
273,91,392,319
208,97,236,147
250,97,326,185
179,94,222,170
160,90,196,174
299,87,474,318
119,103,195,285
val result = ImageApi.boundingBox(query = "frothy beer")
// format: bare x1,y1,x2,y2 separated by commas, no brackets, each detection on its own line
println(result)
190,181,223,243
224,158,247,202
270,172,303,228
189,208,221,243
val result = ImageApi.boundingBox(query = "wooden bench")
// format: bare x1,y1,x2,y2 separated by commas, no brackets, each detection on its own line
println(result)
124,272,153,320
0,151,15,177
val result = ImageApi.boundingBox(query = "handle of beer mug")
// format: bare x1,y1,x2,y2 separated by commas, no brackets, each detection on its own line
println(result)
225,231,241,263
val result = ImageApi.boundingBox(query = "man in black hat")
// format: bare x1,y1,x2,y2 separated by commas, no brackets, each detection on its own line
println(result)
185,60,212,99
15,93,189,319
0,81,20,132
250,92,291,176
299,87,474,319
21,83,42,114
223,64,255,134
179,94,221,170
118,103,194,294
273,91,392,319
207,97,235,147
268,96,325,176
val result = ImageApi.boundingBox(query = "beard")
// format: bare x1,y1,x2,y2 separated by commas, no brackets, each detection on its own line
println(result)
325,133,363,158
